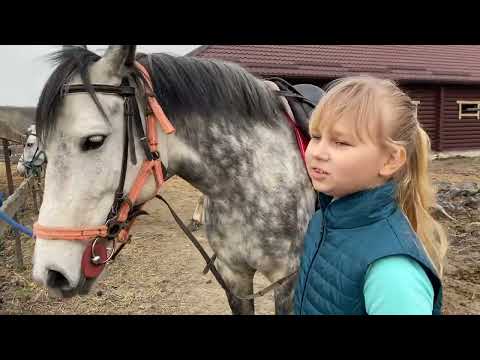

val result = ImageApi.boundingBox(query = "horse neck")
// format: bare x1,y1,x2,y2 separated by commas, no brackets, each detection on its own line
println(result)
159,112,296,199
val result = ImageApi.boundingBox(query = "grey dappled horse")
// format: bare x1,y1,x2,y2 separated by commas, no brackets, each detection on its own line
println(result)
31,46,316,315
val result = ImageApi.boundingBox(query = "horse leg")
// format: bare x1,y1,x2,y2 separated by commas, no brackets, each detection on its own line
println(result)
215,257,255,315
265,264,298,315
189,195,205,232
273,275,297,315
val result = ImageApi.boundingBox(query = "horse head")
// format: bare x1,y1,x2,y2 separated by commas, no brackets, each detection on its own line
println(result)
16,125,47,177
31,45,163,297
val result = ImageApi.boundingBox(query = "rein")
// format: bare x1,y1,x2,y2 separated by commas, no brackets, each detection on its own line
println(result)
155,195,298,301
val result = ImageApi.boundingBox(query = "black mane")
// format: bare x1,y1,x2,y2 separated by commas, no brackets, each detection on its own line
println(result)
36,46,283,143
138,52,282,129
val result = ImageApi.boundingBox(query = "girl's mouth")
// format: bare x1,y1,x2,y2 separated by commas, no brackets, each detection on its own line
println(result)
310,167,330,179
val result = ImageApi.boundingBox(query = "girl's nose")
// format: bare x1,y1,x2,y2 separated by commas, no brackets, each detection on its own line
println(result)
310,140,330,161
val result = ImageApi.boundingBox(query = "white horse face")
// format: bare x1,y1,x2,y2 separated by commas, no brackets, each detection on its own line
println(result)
16,125,46,176
24,125,39,160
32,46,156,297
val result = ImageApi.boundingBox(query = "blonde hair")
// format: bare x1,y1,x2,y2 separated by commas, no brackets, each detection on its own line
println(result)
310,75,448,277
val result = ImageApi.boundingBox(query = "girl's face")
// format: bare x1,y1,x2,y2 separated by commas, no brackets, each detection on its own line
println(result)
306,114,391,199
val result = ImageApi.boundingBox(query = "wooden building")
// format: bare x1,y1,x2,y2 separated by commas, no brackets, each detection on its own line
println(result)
189,45,480,151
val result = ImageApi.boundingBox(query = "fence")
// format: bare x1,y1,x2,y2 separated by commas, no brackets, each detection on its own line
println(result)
0,143,24,162
1,135,42,271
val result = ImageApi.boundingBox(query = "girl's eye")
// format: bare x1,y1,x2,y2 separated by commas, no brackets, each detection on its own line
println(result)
335,141,350,147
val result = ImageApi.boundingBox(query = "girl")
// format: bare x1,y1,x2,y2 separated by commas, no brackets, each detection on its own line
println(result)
293,75,448,315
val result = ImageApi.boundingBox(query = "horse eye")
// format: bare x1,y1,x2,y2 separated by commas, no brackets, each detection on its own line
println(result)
81,135,106,151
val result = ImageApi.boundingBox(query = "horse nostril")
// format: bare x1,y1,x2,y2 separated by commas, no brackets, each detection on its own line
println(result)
46,270,71,289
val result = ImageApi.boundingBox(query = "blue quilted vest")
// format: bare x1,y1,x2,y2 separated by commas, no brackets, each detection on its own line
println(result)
293,181,443,315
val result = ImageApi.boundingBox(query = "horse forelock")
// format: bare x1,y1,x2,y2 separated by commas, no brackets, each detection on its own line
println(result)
36,47,109,144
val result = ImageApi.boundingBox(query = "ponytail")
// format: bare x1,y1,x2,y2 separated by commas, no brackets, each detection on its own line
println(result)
397,126,448,277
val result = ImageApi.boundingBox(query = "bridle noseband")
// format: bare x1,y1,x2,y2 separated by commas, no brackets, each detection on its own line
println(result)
33,61,175,279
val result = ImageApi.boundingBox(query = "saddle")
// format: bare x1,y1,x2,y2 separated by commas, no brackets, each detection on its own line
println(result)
264,77,325,167
267,77,325,138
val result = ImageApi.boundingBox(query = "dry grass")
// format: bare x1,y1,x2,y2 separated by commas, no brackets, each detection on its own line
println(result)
1,157,479,314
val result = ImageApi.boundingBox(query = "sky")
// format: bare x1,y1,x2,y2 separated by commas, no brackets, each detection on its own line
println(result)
0,45,200,107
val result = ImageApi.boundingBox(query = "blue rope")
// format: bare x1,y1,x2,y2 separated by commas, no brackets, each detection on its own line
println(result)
0,210,33,238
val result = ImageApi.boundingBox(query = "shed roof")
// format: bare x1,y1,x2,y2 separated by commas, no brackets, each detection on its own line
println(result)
189,45,480,84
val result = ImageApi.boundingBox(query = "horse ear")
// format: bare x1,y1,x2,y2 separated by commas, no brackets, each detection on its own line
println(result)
102,45,137,74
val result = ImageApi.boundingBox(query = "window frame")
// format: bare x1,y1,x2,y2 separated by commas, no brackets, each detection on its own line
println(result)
457,100,480,120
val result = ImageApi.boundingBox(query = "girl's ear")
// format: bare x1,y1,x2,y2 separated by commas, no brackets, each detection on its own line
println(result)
379,144,407,178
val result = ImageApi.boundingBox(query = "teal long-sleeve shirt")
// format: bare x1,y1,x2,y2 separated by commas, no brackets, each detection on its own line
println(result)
363,255,434,315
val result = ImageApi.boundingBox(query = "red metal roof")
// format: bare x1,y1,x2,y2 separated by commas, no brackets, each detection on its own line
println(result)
188,45,480,84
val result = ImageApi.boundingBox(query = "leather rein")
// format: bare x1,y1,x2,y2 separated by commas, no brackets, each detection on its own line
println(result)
33,60,297,300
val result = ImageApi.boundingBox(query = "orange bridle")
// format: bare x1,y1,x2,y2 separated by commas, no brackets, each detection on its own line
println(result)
33,61,175,278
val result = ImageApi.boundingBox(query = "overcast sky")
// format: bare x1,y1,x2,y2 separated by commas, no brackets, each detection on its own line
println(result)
0,45,200,107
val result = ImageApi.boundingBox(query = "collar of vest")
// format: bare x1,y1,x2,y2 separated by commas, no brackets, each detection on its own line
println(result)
318,181,398,229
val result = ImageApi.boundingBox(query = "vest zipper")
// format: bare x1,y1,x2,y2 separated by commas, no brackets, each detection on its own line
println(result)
300,210,328,314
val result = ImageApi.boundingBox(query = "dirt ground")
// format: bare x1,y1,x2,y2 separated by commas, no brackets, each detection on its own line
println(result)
1,157,479,315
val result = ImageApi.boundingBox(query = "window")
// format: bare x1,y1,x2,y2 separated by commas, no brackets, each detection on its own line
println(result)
412,100,420,118
457,101,480,120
